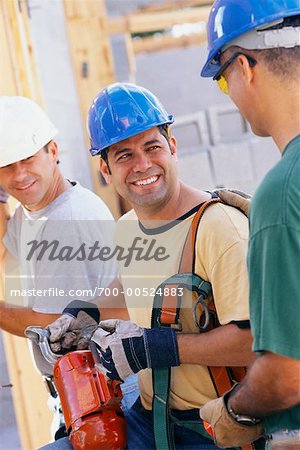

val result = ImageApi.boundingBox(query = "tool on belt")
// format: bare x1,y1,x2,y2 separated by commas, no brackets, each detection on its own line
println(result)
25,326,126,450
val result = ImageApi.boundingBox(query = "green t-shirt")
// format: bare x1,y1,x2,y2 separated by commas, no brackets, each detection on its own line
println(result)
248,135,300,434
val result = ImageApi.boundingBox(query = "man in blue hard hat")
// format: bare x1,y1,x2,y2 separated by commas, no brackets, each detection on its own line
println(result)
200,1,300,448
43,82,264,450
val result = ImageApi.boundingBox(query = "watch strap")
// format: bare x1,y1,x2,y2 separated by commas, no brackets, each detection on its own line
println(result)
225,386,262,426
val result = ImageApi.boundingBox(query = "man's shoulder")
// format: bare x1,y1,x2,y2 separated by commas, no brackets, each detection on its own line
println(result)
6,203,23,224
251,149,300,232
116,209,137,235
258,137,300,196
193,202,248,265
68,182,106,205
199,202,248,240
48,182,114,221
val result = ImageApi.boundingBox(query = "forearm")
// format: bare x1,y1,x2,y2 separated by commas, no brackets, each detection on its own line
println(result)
0,301,60,336
177,324,255,366
99,306,129,321
92,278,129,321
230,352,300,417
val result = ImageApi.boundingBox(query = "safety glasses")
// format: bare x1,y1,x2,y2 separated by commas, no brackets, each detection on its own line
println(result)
213,52,257,94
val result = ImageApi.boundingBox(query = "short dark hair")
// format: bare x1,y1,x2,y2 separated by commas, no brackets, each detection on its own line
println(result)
228,45,300,81
100,147,109,165
227,15,300,81
158,124,171,150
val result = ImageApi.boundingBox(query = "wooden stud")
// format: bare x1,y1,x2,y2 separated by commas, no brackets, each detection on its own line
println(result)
129,7,211,34
108,6,211,34
124,32,137,81
136,0,213,13
0,1,52,448
63,0,121,218
133,31,207,54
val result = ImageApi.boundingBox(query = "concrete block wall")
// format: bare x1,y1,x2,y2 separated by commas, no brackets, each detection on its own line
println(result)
108,32,280,194
132,46,280,194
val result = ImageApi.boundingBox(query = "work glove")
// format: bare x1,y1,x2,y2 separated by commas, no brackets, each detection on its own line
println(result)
200,387,264,448
92,319,180,382
215,188,251,217
0,186,9,204
48,300,100,352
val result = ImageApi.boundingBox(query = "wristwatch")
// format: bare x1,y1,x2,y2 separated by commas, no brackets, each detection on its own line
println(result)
225,389,262,426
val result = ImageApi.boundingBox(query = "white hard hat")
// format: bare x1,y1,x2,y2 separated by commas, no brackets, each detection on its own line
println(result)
0,96,58,167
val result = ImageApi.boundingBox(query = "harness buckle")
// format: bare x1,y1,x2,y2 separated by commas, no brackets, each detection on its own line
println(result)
193,295,210,331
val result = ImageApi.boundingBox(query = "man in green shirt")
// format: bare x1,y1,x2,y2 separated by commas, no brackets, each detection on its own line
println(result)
200,1,300,449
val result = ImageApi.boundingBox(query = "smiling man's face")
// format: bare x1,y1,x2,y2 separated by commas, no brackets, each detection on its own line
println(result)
0,142,59,210
100,127,178,213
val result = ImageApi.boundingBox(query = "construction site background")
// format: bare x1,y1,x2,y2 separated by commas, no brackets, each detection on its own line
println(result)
0,1,279,449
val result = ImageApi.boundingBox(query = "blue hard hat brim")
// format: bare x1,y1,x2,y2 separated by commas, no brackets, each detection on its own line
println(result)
201,58,222,78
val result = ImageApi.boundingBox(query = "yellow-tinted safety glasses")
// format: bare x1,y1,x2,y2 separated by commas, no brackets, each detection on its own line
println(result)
213,52,257,95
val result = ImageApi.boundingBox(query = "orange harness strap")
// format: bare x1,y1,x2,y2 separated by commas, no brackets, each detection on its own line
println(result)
159,198,255,450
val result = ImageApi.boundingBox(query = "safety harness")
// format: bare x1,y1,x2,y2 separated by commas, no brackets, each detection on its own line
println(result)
151,198,257,450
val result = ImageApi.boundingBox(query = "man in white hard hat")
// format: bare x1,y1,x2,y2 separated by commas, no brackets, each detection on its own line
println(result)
0,96,115,335
199,1,300,449
0,96,138,438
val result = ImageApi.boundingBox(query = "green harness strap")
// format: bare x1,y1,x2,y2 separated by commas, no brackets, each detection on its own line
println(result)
149,196,261,450
151,273,212,450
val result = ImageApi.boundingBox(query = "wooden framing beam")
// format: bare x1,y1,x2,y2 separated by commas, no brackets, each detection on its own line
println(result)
0,0,43,101
0,1,53,449
108,6,210,35
133,31,207,54
63,0,121,218
136,0,213,13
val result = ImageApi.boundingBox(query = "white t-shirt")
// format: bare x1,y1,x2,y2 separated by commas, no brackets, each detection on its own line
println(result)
4,182,117,313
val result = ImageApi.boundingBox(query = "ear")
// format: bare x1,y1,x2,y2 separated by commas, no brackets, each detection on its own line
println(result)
99,158,111,184
47,140,58,162
169,136,178,161
237,54,255,86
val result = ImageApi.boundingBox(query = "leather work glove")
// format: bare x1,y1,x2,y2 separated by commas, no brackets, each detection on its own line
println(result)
200,388,264,448
215,188,251,217
92,319,180,382
0,186,9,204
48,300,100,352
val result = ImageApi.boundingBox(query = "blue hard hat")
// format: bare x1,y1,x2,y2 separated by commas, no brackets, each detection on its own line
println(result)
87,82,174,155
201,0,300,78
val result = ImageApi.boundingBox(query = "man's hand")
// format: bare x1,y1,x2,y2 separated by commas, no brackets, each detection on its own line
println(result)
92,319,180,382
200,389,264,448
48,300,100,352
215,188,251,217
